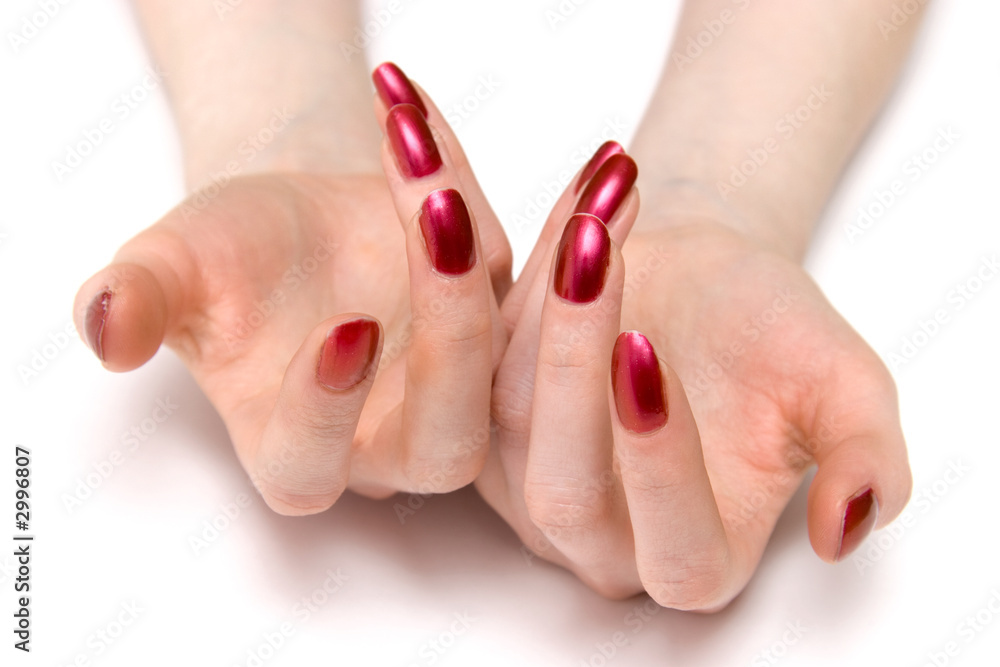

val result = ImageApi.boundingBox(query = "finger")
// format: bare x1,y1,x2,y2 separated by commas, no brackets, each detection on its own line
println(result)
251,315,381,516
490,180,639,502
609,331,736,611
363,185,496,493
372,62,513,301
377,102,507,372
804,358,912,562
73,227,198,372
522,214,636,594
504,145,636,327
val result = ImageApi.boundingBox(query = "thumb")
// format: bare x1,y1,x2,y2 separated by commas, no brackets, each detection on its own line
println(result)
74,226,198,372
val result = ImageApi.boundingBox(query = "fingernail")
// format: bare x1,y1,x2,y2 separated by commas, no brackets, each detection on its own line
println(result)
611,331,668,433
553,214,610,304
85,289,112,362
419,189,476,275
574,141,624,194
836,488,878,561
372,62,428,117
386,104,442,179
573,153,638,224
317,318,380,390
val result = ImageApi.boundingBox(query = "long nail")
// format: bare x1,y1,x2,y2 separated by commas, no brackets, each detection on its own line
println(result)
419,189,476,276
573,153,638,224
386,103,442,179
836,488,878,561
85,289,112,362
372,62,428,117
611,331,668,433
553,214,610,304
574,141,624,194
317,318,380,390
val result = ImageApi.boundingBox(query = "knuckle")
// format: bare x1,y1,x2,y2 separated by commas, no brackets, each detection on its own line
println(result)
253,476,341,517
524,478,609,535
640,553,732,611
491,375,534,437
402,441,489,494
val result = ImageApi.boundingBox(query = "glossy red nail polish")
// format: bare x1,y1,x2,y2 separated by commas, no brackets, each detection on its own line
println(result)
372,62,428,117
611,331,668,433
574,141,624,194
420,189,476,275
386,103,442,179
553,214,610,304
836,488,878,561
85,289,112,362
317,318,380,390
573,153,638,224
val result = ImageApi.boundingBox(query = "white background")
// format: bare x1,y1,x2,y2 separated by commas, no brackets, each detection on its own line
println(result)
1,0,999,665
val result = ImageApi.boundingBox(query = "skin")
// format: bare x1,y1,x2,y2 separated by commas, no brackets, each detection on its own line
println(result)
75,0,921,610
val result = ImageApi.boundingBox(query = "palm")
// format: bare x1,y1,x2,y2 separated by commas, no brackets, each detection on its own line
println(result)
112,172,425,497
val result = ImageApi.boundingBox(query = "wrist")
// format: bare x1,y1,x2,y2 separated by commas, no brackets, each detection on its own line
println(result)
631,177,810,263
181,108,383,191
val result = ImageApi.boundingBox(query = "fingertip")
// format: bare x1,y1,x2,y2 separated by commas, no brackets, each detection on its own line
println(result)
372,61,428,117
806,423,911,563
74,263,168,372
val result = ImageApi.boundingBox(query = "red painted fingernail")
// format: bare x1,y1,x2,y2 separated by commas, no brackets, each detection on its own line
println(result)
573,153,638,224
553,214,610,304
574,141,625,194
85,289,112,362
836,488,878,561
317,318,380,390
386,103,442,179
372,62,428,117
419,189,476,276
611,331,668,434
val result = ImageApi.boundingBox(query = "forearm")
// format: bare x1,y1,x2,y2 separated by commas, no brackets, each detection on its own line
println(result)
631,0,927,260
131,0,381,189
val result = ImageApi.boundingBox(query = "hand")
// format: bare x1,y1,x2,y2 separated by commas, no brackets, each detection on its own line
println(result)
73,83,513,513
477,163,912,610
